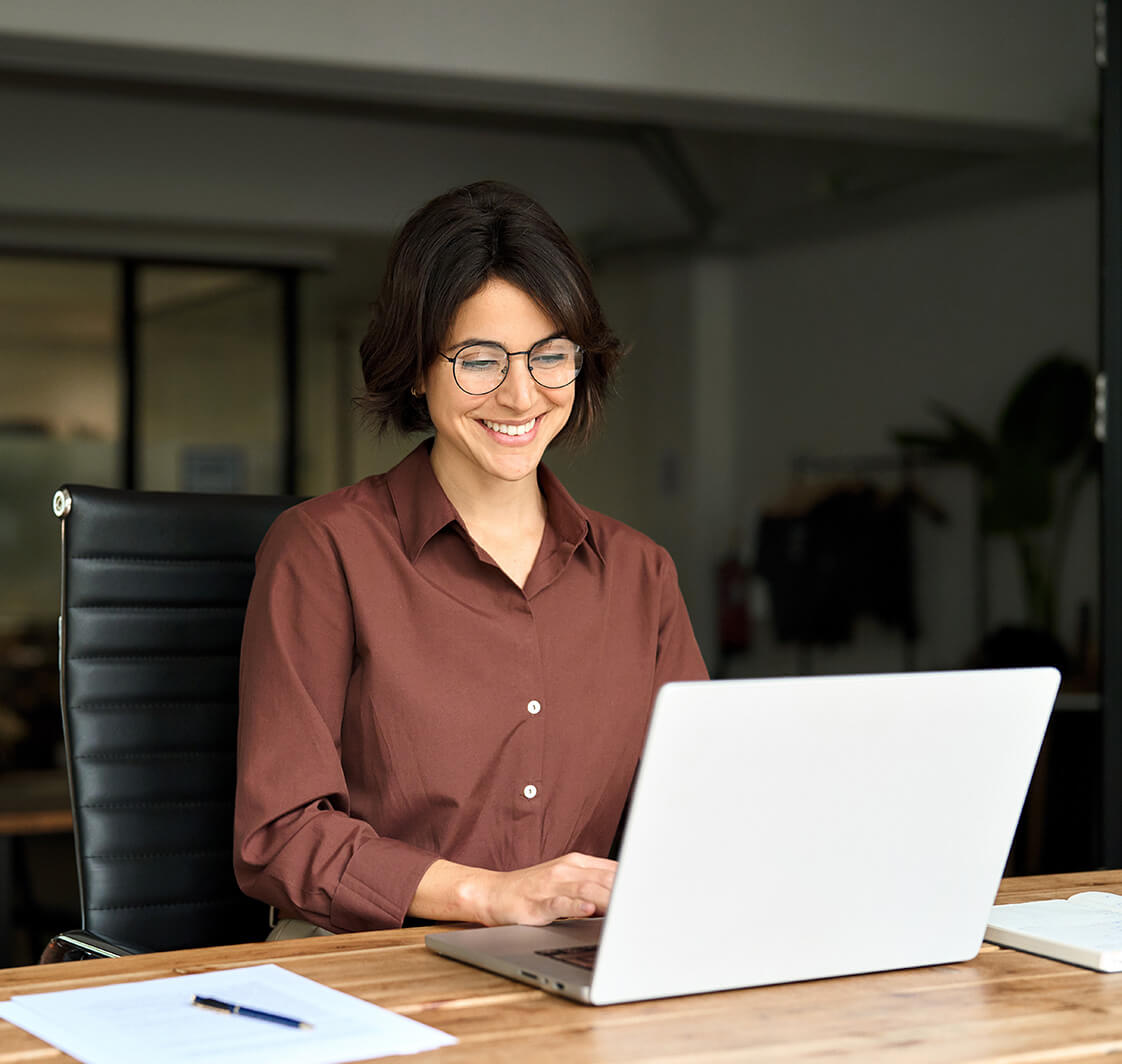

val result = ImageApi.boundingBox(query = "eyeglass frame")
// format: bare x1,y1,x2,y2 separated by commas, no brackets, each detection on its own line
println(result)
436,336,584,396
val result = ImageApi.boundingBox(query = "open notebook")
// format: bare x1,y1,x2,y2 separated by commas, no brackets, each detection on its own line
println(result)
986,891,1122,971
427,668,1060,1005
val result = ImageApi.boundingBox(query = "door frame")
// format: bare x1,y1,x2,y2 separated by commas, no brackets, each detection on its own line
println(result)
1101,0,1121,867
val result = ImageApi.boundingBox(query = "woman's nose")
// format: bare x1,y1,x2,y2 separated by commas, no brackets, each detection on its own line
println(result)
496,353,536,408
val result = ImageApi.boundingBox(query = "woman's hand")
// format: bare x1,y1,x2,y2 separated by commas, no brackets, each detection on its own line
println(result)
410,853,617,926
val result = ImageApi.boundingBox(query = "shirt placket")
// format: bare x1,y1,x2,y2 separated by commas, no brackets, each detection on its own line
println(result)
509,593,548,863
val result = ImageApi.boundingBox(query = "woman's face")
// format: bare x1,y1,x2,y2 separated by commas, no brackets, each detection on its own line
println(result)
422,277,575,491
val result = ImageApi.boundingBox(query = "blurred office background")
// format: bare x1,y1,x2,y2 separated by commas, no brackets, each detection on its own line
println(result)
0,1,1109,958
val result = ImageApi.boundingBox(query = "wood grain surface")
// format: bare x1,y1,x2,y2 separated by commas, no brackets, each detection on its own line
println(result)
0,870,1116,1063
0,772,72,836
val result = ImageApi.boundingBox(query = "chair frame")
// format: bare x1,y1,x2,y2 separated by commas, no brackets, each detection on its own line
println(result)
45,483,301,960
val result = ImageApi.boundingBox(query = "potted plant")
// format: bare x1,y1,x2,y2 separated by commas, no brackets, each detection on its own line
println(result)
893,351,1098,663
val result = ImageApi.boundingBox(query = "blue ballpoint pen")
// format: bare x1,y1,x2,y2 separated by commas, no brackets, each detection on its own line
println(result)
192,995,313,1029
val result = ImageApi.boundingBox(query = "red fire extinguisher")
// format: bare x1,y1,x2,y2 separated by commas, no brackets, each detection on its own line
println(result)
717,552,752,656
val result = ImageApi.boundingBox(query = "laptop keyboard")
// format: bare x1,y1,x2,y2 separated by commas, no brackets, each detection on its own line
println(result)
535,945,599,971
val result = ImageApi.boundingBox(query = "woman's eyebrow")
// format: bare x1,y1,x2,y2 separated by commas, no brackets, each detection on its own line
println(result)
450,336,502,348
450,331,566,350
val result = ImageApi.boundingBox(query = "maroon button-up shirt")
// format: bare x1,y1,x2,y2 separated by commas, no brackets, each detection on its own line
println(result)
234,442,708,932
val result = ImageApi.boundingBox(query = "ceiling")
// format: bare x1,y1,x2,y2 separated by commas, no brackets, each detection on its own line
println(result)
0,55,1098,268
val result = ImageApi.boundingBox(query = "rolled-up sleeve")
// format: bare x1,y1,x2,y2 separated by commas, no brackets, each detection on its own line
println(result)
233,508,438,932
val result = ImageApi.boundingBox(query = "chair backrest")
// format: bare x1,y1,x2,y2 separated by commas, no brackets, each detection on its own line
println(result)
53,483,303,953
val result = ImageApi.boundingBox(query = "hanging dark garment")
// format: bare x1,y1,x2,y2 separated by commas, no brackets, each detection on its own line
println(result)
755,485,918,646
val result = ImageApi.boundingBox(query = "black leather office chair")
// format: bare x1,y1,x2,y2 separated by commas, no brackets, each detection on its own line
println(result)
43,483,302,961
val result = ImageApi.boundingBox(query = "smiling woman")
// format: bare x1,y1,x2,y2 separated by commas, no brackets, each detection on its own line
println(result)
420,279,578,569
357,180,620,446
233,181,709,940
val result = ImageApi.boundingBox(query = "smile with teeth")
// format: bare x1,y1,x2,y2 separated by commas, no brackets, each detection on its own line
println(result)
481,417,538,437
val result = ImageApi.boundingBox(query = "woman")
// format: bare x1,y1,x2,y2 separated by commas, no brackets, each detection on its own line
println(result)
234,180,708,938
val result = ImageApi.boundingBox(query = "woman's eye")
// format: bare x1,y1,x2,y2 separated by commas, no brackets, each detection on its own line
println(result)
459,352,501,371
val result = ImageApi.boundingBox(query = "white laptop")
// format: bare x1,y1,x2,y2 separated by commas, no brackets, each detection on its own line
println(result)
425,667,1059,1005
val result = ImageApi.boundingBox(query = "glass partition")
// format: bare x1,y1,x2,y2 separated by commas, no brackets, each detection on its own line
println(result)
0,256,119,770
0,257,120,629
136,266,285,493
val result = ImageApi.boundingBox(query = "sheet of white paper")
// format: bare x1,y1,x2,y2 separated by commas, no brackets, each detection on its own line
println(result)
0,963,455,1064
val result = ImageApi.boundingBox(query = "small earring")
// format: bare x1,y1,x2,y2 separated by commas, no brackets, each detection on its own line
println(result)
410,386,420,398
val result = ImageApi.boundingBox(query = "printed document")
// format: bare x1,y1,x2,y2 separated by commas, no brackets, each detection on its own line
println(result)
0,963,455,1064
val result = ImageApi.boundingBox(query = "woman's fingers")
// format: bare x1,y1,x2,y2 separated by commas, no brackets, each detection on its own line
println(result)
408,853,617,926
485,853,617,926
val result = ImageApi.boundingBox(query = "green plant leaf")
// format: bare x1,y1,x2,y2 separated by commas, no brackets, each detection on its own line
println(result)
890,349,1098,636
997,353,1095,465
892,403,996,471
980,448,1052,533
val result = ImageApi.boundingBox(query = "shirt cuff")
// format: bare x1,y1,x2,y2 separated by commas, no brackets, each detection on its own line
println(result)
328,836,439,931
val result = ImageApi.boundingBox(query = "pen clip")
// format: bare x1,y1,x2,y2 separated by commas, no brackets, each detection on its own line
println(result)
192,996,228,1013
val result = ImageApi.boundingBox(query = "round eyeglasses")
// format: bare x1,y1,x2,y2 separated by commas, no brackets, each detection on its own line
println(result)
438,337,583,396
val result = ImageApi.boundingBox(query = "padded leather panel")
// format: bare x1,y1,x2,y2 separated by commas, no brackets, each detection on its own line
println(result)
57,484,302,952
68,606,248,655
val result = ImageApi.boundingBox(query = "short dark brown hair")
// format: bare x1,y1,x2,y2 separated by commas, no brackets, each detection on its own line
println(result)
358,180,623,446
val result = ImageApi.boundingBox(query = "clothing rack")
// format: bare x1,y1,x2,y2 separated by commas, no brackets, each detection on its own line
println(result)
763,454,939,676
782,452,980,673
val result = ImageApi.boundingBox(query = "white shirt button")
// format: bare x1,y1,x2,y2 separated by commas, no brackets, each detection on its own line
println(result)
522,784,538,800
527,699,541,715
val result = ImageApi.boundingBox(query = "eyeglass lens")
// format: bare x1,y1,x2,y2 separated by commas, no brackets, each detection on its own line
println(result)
452,338,582,395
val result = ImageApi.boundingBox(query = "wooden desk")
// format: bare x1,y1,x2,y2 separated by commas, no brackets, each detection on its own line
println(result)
0,770,72,837
0,870,1117,1063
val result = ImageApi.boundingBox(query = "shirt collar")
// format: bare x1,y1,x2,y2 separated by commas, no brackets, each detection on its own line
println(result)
386,441,459,563
385,439,602,565
537,460,604,564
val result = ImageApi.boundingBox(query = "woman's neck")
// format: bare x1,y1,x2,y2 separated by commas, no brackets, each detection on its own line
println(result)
429,440,547,586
